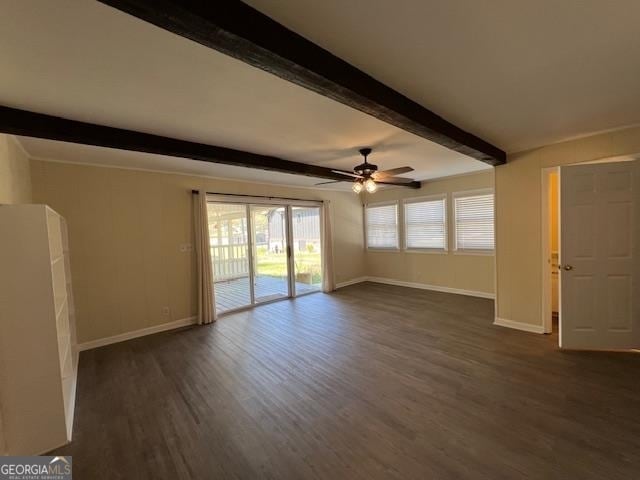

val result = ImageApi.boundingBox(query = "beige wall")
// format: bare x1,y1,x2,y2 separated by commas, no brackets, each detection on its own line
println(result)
29,122,639,343
31,160,366,343
0,133,31,453
362,171,495,296
0,135,32,204
496,125,640,327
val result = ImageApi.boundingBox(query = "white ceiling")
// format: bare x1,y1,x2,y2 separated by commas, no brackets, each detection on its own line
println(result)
4,1,637,187
247,0,640,153
0,0,490,189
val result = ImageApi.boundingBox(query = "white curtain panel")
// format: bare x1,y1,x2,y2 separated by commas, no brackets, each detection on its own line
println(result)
322,201,336,292
194,191,216,324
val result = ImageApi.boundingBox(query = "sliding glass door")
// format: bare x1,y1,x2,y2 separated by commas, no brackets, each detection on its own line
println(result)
207,203,252,314
207,198,323,315
291,206,322,294
251,205,290,303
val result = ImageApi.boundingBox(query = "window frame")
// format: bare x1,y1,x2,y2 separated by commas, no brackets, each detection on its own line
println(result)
364,201,400,251
452,188,495,256
402,194,448,253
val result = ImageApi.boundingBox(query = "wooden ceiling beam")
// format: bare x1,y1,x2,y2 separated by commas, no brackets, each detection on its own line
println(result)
98,0,506,166
0,106,422,188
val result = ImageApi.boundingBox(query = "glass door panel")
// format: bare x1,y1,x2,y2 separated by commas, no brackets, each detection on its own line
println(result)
291,206,323,295
207,203,252,313
251,205,290,302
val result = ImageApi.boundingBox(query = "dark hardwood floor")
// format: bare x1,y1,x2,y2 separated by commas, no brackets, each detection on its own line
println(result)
55,282,640,479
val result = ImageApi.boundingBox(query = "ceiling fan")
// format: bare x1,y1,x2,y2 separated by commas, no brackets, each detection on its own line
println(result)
316,148,415,193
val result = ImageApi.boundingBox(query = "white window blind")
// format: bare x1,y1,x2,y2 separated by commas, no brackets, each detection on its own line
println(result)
404,197,447,250
366,203,399,249
454,192,495,251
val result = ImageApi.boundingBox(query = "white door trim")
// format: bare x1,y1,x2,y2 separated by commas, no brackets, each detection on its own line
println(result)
540,156,640,339
285,205,296,297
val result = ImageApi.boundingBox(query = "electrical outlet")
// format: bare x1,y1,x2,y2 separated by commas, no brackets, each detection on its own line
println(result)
161,306,170,316
179,243,193,252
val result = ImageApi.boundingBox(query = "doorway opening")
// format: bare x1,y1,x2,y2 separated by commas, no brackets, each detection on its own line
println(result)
206,196,323,315
541,167,560,337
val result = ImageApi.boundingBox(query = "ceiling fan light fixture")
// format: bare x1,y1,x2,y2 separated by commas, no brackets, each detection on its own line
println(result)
364,178,378,193
337,147,414,193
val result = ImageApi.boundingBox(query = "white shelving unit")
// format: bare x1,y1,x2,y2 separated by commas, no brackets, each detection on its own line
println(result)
0,204,78,455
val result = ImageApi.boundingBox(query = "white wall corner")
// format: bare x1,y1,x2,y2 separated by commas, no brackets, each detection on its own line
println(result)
8,135,31,159
493,317,545,334
78,316,198,351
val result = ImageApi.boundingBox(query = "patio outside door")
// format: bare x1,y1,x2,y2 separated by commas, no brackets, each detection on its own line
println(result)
207,202,252,314
291,206,323,295
207,199,323,315
250,205,290,303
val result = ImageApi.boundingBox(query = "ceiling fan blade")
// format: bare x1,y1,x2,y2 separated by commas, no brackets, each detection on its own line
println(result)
372,166,414,179
375,177,415,184
331,169,363,178
315,180,343,185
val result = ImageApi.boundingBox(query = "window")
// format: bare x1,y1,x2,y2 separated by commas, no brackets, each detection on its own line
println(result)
365,202,399,249
404,196,447,250
454,191,495,252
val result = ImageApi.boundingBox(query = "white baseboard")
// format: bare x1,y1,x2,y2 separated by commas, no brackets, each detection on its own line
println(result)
78,316,198,351
493,317,545,334
335,276,369,289
335,275,495,300
366,276,495,300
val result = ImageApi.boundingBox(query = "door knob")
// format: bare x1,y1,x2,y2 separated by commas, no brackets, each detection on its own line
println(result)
559,264,573,271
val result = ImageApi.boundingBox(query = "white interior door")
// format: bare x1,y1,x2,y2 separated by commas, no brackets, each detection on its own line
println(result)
560,160,640,350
